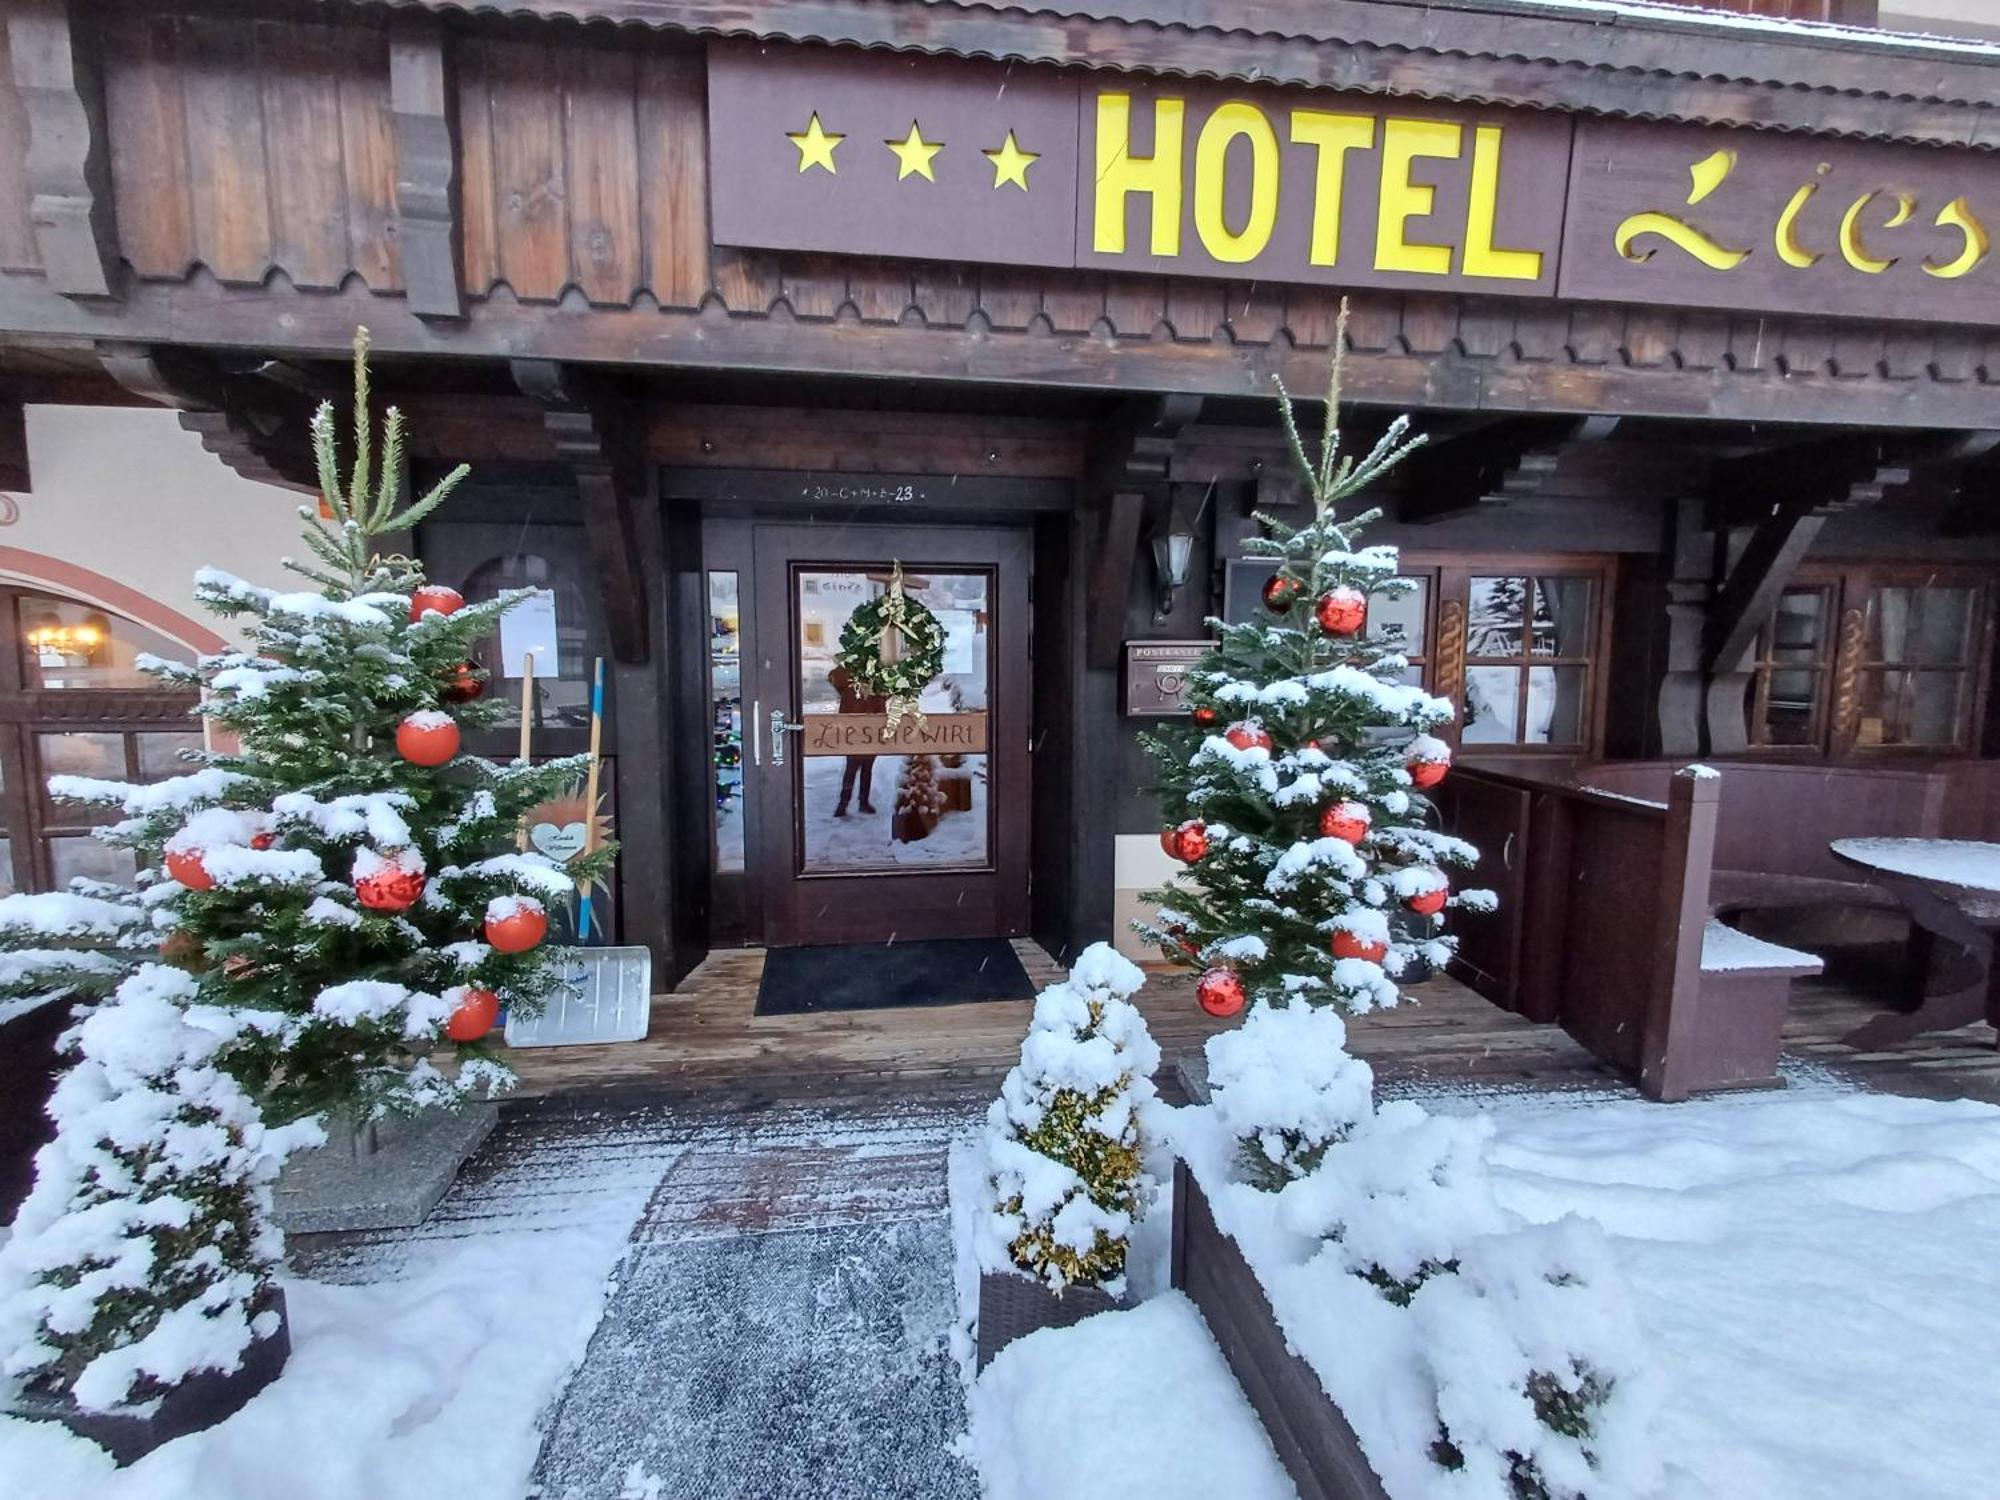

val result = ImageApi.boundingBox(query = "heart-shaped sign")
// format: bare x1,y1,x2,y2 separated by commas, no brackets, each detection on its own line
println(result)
530,821,589,863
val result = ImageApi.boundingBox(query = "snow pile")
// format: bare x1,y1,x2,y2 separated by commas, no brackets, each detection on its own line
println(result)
0,966,322,1412
2,1225,632,1499
968,1292,1295,1500
979,943,1162,1294
1177,1016,1659,1500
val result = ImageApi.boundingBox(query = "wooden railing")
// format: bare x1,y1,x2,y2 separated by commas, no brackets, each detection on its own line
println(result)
1438,764,1720,1101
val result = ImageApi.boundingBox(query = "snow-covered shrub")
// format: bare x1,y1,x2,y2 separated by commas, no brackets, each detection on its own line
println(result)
0,966,322,1411
1207,1001,1373,1190
1255,1102,1655,1499
981,943,1161,1292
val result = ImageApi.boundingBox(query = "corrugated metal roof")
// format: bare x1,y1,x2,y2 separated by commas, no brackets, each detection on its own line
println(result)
339,0,2000,147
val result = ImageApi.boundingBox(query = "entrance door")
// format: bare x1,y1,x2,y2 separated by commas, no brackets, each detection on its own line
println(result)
749,524,1031,946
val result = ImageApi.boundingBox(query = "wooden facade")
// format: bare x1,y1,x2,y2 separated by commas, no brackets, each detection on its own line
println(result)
0,0,1996,1009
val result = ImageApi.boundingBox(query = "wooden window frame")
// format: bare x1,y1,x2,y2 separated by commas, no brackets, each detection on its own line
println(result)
0,584,200,893
1810,563,1997,760
1404,552,1617,761
1741,584,1838,756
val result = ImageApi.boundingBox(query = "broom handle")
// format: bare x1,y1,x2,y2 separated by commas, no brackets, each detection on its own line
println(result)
578,657,605,942
515,652,535,852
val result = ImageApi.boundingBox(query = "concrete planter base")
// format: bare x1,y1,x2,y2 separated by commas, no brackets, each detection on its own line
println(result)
975,1268,1129,1371
274,1104,496,1233
1171,1162,1389,1500
3,1287,290,1465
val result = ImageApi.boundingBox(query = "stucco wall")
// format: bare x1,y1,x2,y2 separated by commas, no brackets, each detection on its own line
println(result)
1879,1,2000,39
1,406,303,653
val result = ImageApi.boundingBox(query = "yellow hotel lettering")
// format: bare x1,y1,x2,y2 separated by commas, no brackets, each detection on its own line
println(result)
1092,92,1543,280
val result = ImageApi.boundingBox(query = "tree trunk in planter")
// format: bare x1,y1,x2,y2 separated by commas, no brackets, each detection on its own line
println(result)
3,1286,292,1465
1171,1162,1390,1500
976,1268,1130,1371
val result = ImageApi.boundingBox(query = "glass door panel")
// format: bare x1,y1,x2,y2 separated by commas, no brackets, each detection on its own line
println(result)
795,567,993,874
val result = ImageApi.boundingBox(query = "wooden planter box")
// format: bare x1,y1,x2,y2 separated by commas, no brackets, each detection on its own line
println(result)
975,1268,1129,1371
1171,1162,1390,1500
3,1287,291,1465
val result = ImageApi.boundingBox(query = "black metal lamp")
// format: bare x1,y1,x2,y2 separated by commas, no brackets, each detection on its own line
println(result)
1150,498,1195,622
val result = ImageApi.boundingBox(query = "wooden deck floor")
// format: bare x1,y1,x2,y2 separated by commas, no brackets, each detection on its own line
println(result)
500,941,2000,1108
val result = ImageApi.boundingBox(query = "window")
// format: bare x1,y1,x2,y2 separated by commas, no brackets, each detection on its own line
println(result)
1746,568,1993,756
0,585,202,893
1224,554,1609,755
1458,572,1599,750
1745,588,1834,749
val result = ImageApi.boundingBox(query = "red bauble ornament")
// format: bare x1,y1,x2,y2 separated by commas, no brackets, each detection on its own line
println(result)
1177,935,1202,961
1319,801,1371,844
1192,705,1219,727
250,831,275,852
1407,740,1452,789
1331,929,1388,963
409,584,465,623
1196,969,1246,1018
354,849,426,913
1160,827,1179,858
1315,586,1368,636
395,711,461,767
440,662,485,703
446,987,500,1043
485,896,549,954
1408,882,1449,917
165,847,214,891
1261,574,1303,615
1167,819,1209,863
1224,722,1273,753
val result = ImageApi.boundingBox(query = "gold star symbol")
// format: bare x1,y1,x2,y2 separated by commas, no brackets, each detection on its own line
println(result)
885,121,944,182
983,130,1039,192
787,113,843,175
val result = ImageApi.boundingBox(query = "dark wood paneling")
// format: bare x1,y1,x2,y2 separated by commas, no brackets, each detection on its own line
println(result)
100,8,399,290
636,46,708,309
647,405,1088,478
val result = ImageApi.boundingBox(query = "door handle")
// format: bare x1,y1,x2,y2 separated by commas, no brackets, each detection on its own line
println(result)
770,708,806,765
1502,832,1516,871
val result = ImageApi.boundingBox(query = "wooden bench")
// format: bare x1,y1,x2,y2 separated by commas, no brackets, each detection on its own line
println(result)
1691,920,1823,1090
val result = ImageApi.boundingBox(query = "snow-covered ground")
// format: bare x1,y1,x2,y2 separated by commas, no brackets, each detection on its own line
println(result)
2,1225,634,1500
960,1084,2000,1500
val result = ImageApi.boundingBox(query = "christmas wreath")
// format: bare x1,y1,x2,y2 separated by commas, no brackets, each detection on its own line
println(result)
835,563,946,726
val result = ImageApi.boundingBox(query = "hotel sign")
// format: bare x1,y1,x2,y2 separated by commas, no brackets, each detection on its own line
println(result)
708,41,2000,327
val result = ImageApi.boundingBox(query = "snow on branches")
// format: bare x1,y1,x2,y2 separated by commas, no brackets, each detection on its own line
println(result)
980,944,1162,1294
0,967,322,1411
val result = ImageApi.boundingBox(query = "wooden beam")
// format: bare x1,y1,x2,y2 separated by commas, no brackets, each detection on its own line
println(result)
1394,415,1618,524
510,359,650,664
388,14,462,320
96,341,318,491
7,0,117,298
1701,497,1825,675
1085,490,1144,674
0,401,26,492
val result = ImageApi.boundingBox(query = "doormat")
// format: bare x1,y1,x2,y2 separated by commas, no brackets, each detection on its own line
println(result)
754,938,1035,1017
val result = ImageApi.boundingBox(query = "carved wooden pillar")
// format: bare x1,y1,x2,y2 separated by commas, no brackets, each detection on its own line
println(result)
1657,497,1711,758
7,0,119,297
510,360,651,665
388,14,463,320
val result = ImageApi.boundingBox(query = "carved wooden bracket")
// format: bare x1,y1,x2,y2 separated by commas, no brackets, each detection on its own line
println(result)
96,342,318,493
389,14,463,321
7,0,118,299
1393,415,1618,525
1085,396,1203,671
510,359,650,664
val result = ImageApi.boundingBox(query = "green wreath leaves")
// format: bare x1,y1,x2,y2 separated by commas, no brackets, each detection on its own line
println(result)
836,591,945,705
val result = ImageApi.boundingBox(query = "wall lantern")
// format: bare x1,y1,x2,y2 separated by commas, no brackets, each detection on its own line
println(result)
1150,499,1196,623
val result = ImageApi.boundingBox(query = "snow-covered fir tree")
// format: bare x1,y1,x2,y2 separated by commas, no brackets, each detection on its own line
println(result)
981,943,1160,1293
0,967,322,1411
893,752,946,842
1136,317,1493,1014
0,330,611,1125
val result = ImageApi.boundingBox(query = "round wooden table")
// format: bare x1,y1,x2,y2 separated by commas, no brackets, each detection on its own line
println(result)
1829,837,2000,1051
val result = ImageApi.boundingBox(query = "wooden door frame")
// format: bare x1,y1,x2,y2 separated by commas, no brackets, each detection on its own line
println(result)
746,520,1033,947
